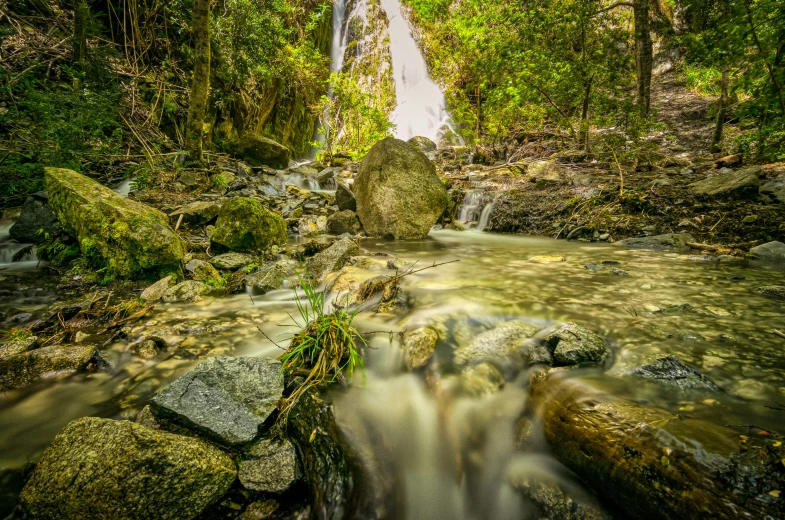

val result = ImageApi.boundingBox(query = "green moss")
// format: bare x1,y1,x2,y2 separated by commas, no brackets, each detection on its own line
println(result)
210,197,287,253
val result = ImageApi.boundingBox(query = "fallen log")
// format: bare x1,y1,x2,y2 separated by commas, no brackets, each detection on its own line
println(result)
529,372,784,520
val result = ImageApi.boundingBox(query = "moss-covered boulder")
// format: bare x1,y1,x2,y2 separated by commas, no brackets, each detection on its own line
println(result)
0,344,98,391
228,135,291,169
45,168,186,280
354,138,449,239
19,417,236,520
210,198,287,253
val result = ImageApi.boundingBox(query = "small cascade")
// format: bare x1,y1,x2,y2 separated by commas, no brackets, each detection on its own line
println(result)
272,173,321,192
0,222,38,268
457,190,494,231
114,178,132,196
380,0,459,144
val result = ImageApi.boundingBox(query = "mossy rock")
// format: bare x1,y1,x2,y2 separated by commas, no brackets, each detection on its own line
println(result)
45,168,186,280
0,344,98,391
210,198,287,253
228,135,291,169
19,417,236,520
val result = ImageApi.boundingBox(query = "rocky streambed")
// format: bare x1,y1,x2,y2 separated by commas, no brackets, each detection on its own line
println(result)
0,138,784,519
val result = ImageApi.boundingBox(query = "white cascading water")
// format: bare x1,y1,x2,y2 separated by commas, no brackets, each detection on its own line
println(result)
379,0,456,143
458,191,494,231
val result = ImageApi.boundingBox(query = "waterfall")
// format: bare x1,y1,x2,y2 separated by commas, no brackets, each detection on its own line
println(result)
379,0,456,143
477,203,495,231
457,190,494,231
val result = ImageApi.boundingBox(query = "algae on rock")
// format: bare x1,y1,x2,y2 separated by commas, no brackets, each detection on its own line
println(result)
45,168,186,280
210,197,287,253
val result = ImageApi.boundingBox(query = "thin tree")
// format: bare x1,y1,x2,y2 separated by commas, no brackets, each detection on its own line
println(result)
186,0,211,162
632,0,652,115
72,0,89,87
711,63,729,153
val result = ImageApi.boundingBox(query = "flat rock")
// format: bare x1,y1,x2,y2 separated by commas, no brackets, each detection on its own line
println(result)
306,238,360,281
210,252,256,270
454,320,539,365
615,233,695,250
544,323,608,366
239,438,300,493
0,344,97,391
245,264,288,295
169,201,221,227
335,182,357,212
19,417,236,520
162,281,210,303
689,168,761,198
0,335,38,359
761,176,785,204
150,356,283,446
750,241,785,262
755,285,785,300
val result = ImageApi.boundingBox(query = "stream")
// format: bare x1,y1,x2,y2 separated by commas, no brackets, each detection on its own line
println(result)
1,229,784,517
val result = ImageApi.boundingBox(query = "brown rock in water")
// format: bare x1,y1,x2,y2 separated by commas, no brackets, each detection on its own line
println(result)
529,373,784,520
714,154,742,168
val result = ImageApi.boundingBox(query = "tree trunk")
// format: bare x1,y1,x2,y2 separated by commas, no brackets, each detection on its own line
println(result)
579,76,593,151
633,0,653,116
186,0,211,162
711,63,729,153
72,0,89,86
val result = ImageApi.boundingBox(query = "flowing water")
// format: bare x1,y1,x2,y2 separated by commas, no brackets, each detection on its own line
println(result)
2,230,784,517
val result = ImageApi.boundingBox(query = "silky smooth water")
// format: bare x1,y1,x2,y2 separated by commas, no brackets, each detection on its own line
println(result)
1,231,784,517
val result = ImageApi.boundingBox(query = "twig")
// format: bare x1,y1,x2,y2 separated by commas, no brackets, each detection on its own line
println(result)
709,214,726,233
771,329,785,340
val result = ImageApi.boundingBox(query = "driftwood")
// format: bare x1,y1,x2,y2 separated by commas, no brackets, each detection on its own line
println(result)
529,372,784,520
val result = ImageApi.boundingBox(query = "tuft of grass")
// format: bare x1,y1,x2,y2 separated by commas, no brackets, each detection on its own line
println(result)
276,270,365,422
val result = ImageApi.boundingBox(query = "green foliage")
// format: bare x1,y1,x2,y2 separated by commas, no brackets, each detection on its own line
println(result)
0,328,32,345
277,270,365,421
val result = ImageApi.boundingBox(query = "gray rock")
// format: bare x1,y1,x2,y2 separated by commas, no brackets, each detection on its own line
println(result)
0,335,38,359
750,241,785,262
689,168,761,198
246,264,288,294
335,182,357,212
511,477,612,520
609,267,630,276
520,340,554,366
192,261,222,285
615,233,695,250
162,281,210,303
210,252,256,270
544,323,608,366
228,135,291,169
239,438,300,493
327,210,361,235
19,417,236,520
755,286,785,300
178,171,202,187
150,356,283,446
402,328,438,369
354,138,449,239
9,195,62,243
584,263,605,271
131,339,159,359
169,201,221,227
407,136,437,155
454,320,539,365
617,355,721,391
306,238,360,281
761,176,785,204
140,276,176,303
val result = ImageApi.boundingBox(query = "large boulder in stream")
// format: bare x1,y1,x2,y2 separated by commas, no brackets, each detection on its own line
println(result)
19,417,236,520
210,197,287,253
354,138,449,239
150,356,283,446
228,135,291,169
529,372,785,520
45,168,186,280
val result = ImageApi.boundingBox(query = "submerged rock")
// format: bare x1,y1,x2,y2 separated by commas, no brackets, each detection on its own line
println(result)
306,237,360,281
750,241,785,262
45,168,186,280
9,194,62,244
615,233,694,250
454,320,539,365
529,374,784,520
615,355,721,391
354,138,449,239
140,276,176,303
150,356,283,446
755,285,785,299
211,197,287,253
229,135,291,169
402,327,438,369
544,323,608,366
19,417,236,520
239,438,300,493
0,344,97,391
689,167,761,199
510,477,612,520
210,252,257,270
